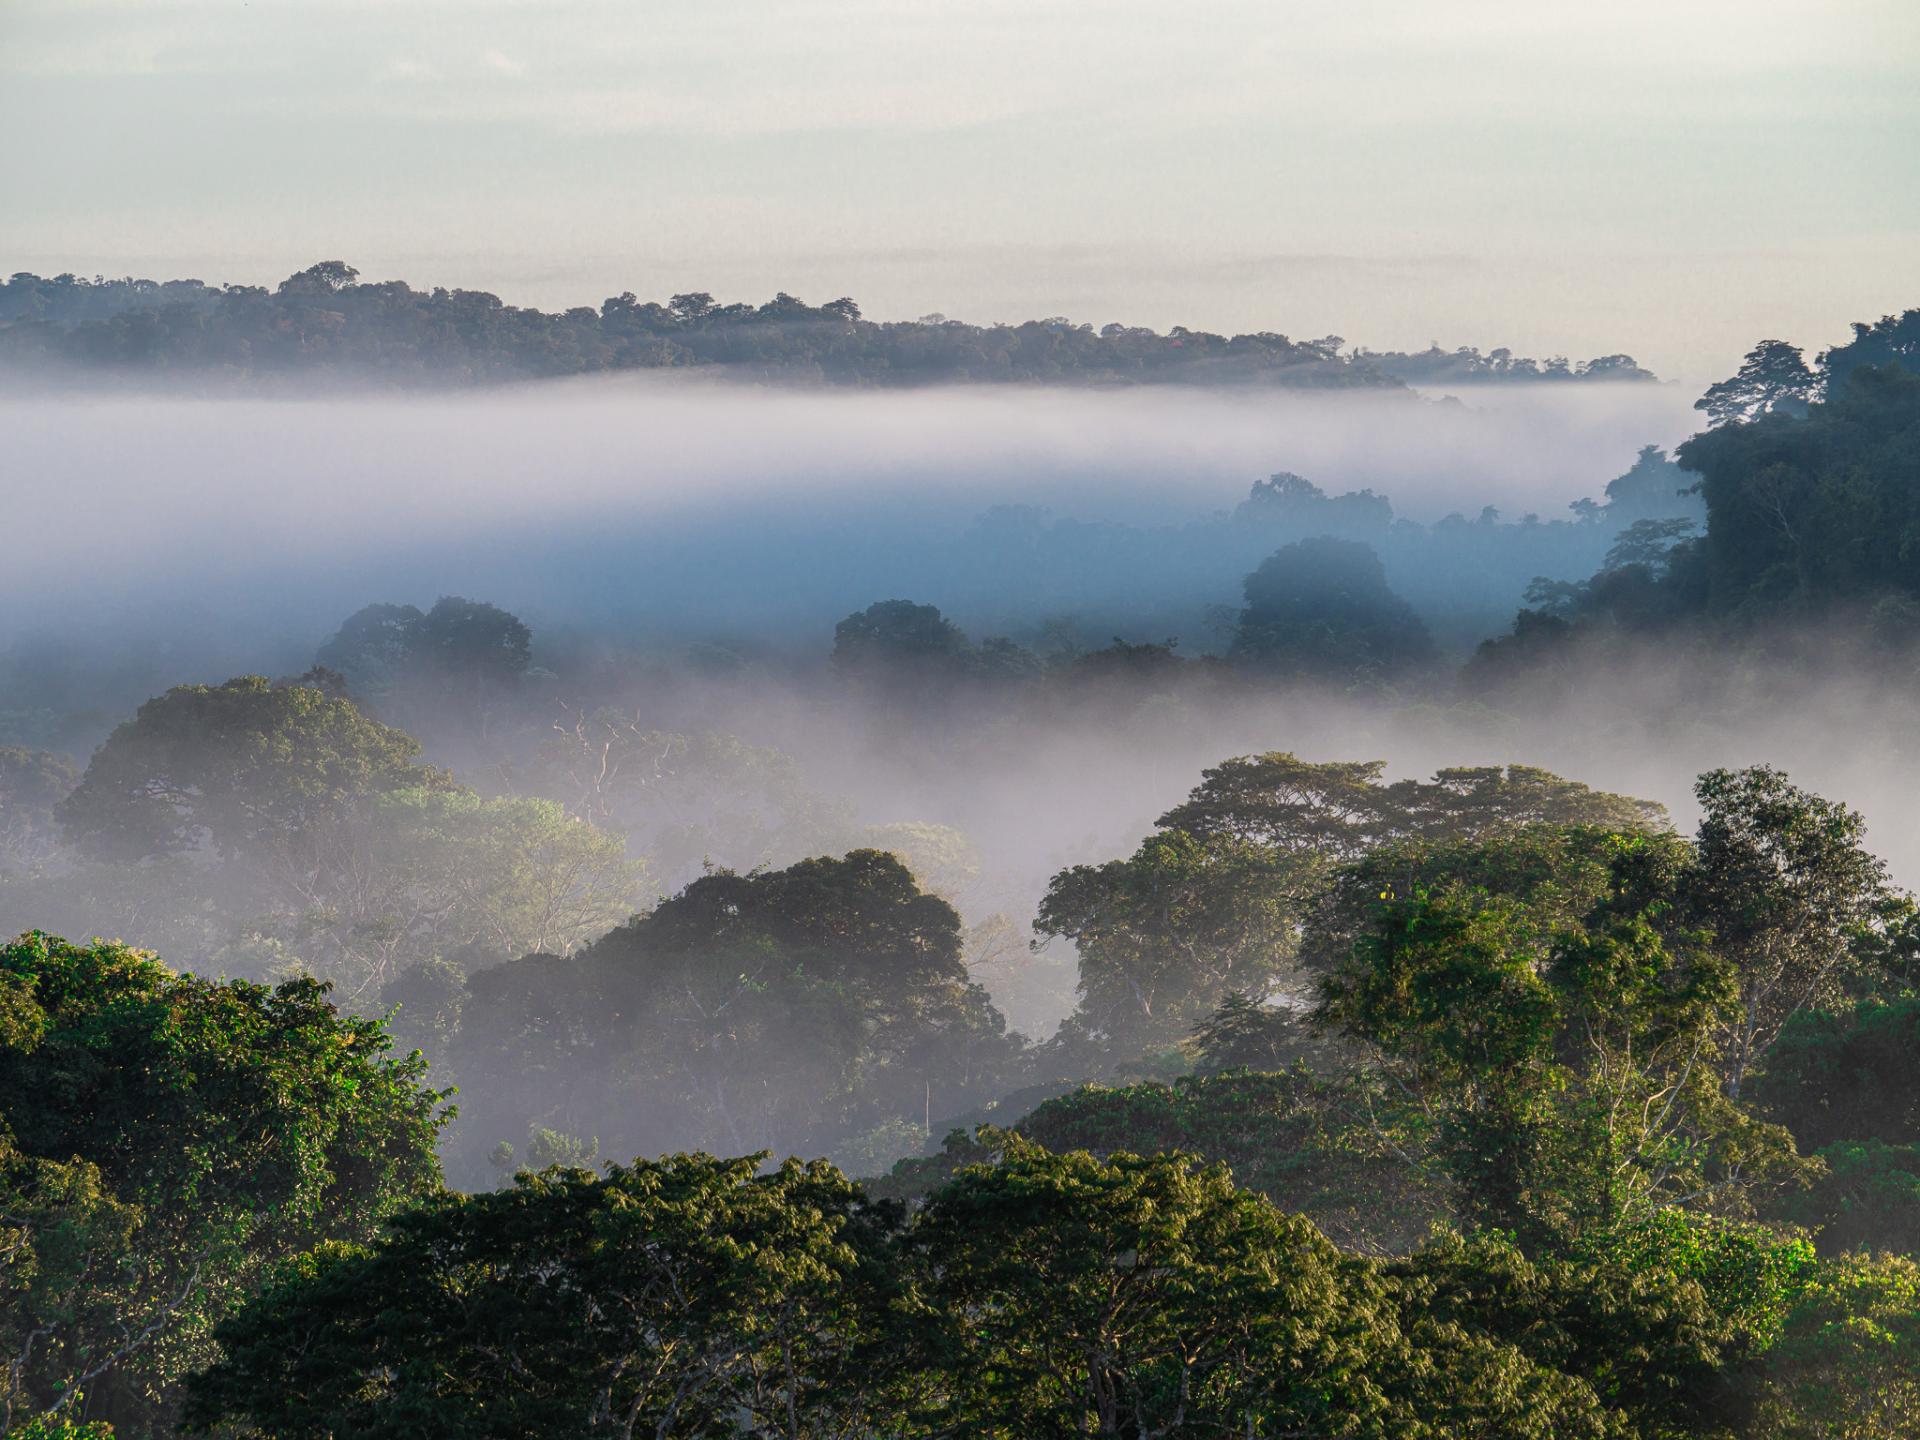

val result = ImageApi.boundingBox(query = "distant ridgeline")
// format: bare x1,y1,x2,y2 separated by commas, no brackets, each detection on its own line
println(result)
0,261,1655,388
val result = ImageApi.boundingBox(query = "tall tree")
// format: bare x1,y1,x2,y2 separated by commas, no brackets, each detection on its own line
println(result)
1036,832,1308,1052
449,850,1017,1180
1695,340,1816,428
1319,829,1805,1247
57,674,439,866
0,932,448,1435
1687,766,1889,1097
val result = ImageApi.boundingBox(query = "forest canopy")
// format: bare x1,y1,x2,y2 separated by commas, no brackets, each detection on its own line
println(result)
4,301,1920,1439
0,264,1660,390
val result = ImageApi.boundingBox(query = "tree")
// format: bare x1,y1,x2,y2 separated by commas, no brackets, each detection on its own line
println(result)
1319,832,1805,1247
1230,536,1436,684
1011,1068,1443,1254
277,260,359,294
0,932,448,1435
1187,989,1315,1073
1676,362,1920,613
1156,753,1664,857
0,1129,137,1436
56,674,439,865
1695,340,1816,428
0,748,76,874
1153,752,1405,859
910,1139,1376,1439
1777,1140,1920,1256
527,714,855,888
185,1155,899,1440
1753,1253,1920,1439
1687,766,1889,1097
831,599,974,678
312,602,423,690
1600,444,1702,523
1038,757,1665,1064
909,1139,1619,1439
314,597,533,745
1036,831,1309,1053
1819,307,1920,395
448,851,1017,1182
1394,1221,1799,1439
1752,996,1920,1153
1604,516,1698,571
42,672,639,1005
362,788,645,966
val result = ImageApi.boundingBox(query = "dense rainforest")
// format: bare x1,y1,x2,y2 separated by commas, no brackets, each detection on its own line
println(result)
0,263,1656,390
4,304,1920,1439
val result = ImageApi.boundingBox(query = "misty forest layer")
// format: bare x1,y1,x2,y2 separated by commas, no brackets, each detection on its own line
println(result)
4,304,1920,1440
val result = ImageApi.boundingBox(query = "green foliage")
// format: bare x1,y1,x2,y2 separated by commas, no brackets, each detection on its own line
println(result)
1320,833,1806,1245
1014,1068,1443,1253
1039,753,1664,1061
1036,830,1308,1052
1157,751,1667,856
0,931,449,1435
1571,1209,1817,1348
1752,1252,1920,1439
4,1417,118,1439
1392,1227,1766,1440
6,674,643,1008
56,674,439,865
185,1155,895,1440
1689,765,1890,1096
1753,996,1920,1152
362,787,645,969
1778,1141,1920,1257
447,850,1017,1184
910,1139,1619,1440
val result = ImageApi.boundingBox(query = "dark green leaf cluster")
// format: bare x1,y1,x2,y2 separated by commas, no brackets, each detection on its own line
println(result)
0,931,450,1435
183,1141,1762,1440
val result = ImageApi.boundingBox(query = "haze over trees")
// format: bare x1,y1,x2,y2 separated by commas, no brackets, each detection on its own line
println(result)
4,296,1920,1438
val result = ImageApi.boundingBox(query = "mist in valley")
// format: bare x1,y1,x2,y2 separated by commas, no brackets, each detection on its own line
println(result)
8,1,1920,1425
10,363,1919,1062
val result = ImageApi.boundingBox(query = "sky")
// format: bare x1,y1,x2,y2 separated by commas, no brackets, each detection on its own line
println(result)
3,0,1916,382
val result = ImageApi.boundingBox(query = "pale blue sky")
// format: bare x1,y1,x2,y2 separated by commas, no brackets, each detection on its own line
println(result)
3,0,1916,379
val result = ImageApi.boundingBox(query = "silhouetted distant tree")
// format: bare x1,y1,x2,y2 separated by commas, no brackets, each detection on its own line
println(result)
1696,340,1815,428
1231,537,1435,683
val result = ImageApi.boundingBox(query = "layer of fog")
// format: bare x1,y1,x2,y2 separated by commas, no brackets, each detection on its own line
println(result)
2,376,1697,662
22,375,1920,1043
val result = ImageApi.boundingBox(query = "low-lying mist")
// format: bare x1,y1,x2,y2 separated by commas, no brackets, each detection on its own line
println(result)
3,376,1696,659
14,370,1920,974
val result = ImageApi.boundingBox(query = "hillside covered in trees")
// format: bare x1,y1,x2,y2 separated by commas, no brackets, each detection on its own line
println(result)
0,263,1659,390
